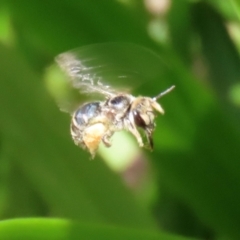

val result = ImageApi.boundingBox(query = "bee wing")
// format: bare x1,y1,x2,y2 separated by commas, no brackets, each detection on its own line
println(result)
55,43,167,97
56,50,117,98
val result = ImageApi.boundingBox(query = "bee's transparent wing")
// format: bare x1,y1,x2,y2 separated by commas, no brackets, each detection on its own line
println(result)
56,49,116,98
55,43,167,97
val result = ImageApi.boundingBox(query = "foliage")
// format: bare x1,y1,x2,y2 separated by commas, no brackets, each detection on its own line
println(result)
0,0,240,239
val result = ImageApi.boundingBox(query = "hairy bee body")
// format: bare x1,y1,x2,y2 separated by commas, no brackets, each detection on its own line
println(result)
70,94,166,158
55,43,174,158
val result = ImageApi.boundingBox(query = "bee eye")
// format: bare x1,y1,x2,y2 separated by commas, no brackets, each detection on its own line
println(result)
75,102,101,125
133,110,147,128
109,95,130,109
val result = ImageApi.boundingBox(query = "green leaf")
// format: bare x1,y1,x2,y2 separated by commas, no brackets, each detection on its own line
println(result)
0,218,195,240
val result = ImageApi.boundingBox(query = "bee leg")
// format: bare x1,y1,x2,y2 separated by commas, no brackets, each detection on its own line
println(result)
126,113,145,147
102,134,112,148
125,119,144,147
145,128,154,150
132,129,144,147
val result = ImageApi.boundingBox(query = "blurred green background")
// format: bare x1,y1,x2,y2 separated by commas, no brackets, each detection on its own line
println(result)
0,0,240,239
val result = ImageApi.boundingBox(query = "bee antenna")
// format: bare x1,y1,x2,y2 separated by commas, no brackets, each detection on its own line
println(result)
153,85,175,101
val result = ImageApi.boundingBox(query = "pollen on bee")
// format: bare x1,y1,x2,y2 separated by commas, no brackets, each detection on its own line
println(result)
83,123,107,156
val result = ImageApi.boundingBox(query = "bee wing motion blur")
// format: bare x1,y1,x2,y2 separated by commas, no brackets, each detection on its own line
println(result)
55,43,175,158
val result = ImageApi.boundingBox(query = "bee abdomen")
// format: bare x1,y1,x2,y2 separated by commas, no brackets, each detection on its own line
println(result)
70,102,102,149
74,102,102,126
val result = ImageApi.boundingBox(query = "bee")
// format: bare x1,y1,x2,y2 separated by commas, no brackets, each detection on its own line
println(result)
55,43,175,158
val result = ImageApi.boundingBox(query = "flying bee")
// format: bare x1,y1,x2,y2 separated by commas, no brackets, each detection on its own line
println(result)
55,43,175,158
